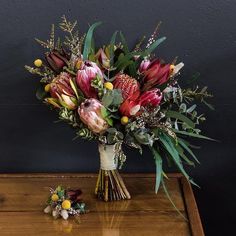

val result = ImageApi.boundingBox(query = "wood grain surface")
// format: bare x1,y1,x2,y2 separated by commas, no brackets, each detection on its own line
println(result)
0,173,204,236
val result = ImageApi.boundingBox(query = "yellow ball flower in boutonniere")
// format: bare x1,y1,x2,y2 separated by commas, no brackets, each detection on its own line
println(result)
104,82,113,90
34,59,43,67
51,194,59,202
62,200,71,210
121,116,129,125
44,84,51,92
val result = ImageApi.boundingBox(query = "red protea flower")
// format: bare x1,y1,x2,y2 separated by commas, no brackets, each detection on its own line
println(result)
142,59,171,91
113,74,140,100
47,72,77,110
119,91,140,117
78,98,109,134
139,88,163,107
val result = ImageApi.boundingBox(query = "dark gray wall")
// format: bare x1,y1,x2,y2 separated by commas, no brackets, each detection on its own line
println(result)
0,0,235,235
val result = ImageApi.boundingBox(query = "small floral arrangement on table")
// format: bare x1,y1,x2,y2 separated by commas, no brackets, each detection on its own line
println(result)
44,186,87,220
25,16,213,203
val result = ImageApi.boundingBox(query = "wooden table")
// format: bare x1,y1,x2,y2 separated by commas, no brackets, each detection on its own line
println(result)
0,173,204,236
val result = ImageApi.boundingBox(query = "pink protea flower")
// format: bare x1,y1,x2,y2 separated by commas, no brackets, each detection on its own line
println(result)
48,72,77,110
78,98,109,134
139,59,151,73
113,74,140,100
76,61,103,98
142,59,171,91
139,88,163,107
95,48,110,69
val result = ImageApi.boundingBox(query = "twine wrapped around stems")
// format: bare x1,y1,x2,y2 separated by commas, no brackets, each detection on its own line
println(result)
95,144,131,202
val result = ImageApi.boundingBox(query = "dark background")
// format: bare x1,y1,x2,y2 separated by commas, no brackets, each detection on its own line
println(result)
0,0,235,235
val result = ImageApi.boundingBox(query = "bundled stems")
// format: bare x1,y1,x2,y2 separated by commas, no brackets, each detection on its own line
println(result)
95,169,131,201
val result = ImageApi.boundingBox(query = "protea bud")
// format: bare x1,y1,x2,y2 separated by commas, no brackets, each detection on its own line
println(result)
95,48,110,69
113,74,140,100
139,88,163,107
48,72,77,110
45,49,68,73
142,59,171,91
76,61,103,98
119,92,140,117
78,98,109,134
139,59,151,73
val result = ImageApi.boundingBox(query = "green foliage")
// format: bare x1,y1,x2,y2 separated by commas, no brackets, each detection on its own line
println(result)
91,75,104,98
83,22,102,60
101,89,123,111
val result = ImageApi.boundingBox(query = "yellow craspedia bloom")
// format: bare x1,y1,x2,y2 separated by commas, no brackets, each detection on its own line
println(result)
44,84,51,92
104,82,113,90
51,194,59,202
62,200,71,210
121,116,129,125
34,59,43,67
75,60,83,70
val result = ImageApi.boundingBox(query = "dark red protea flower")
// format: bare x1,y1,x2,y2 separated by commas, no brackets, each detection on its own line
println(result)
67,189,83,203
142,59,171,91
139,88,163,107
113,74,140,100
45,49,69,73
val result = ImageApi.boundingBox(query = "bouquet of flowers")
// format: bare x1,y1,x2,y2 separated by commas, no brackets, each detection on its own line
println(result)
25,16,213,202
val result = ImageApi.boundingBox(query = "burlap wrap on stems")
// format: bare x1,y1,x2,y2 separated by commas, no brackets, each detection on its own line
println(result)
95,143,131,201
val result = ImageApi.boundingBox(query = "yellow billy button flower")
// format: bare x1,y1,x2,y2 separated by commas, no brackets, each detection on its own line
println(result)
51,194,59,202
34,59,43,67
121,116,129,125
62,200,71,210
44,84,51,92
104,82,113,90
75,60,83,70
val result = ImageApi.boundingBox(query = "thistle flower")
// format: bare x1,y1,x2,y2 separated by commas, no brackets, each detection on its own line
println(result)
139,88,163,107
45,49,68,73
76,61,103,98
113,74,140,100
78,98,109,134
142,59,171,91
47,72,77,110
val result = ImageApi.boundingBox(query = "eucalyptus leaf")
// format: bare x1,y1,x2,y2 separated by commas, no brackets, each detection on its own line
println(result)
166,110,195,128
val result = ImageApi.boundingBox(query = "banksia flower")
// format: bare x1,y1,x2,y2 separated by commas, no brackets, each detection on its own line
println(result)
139,88,163,107
113,74,140,100
76,61,103,98
78,98,109,134
142,59,171,91
45,49,68,73
48,72,77,110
